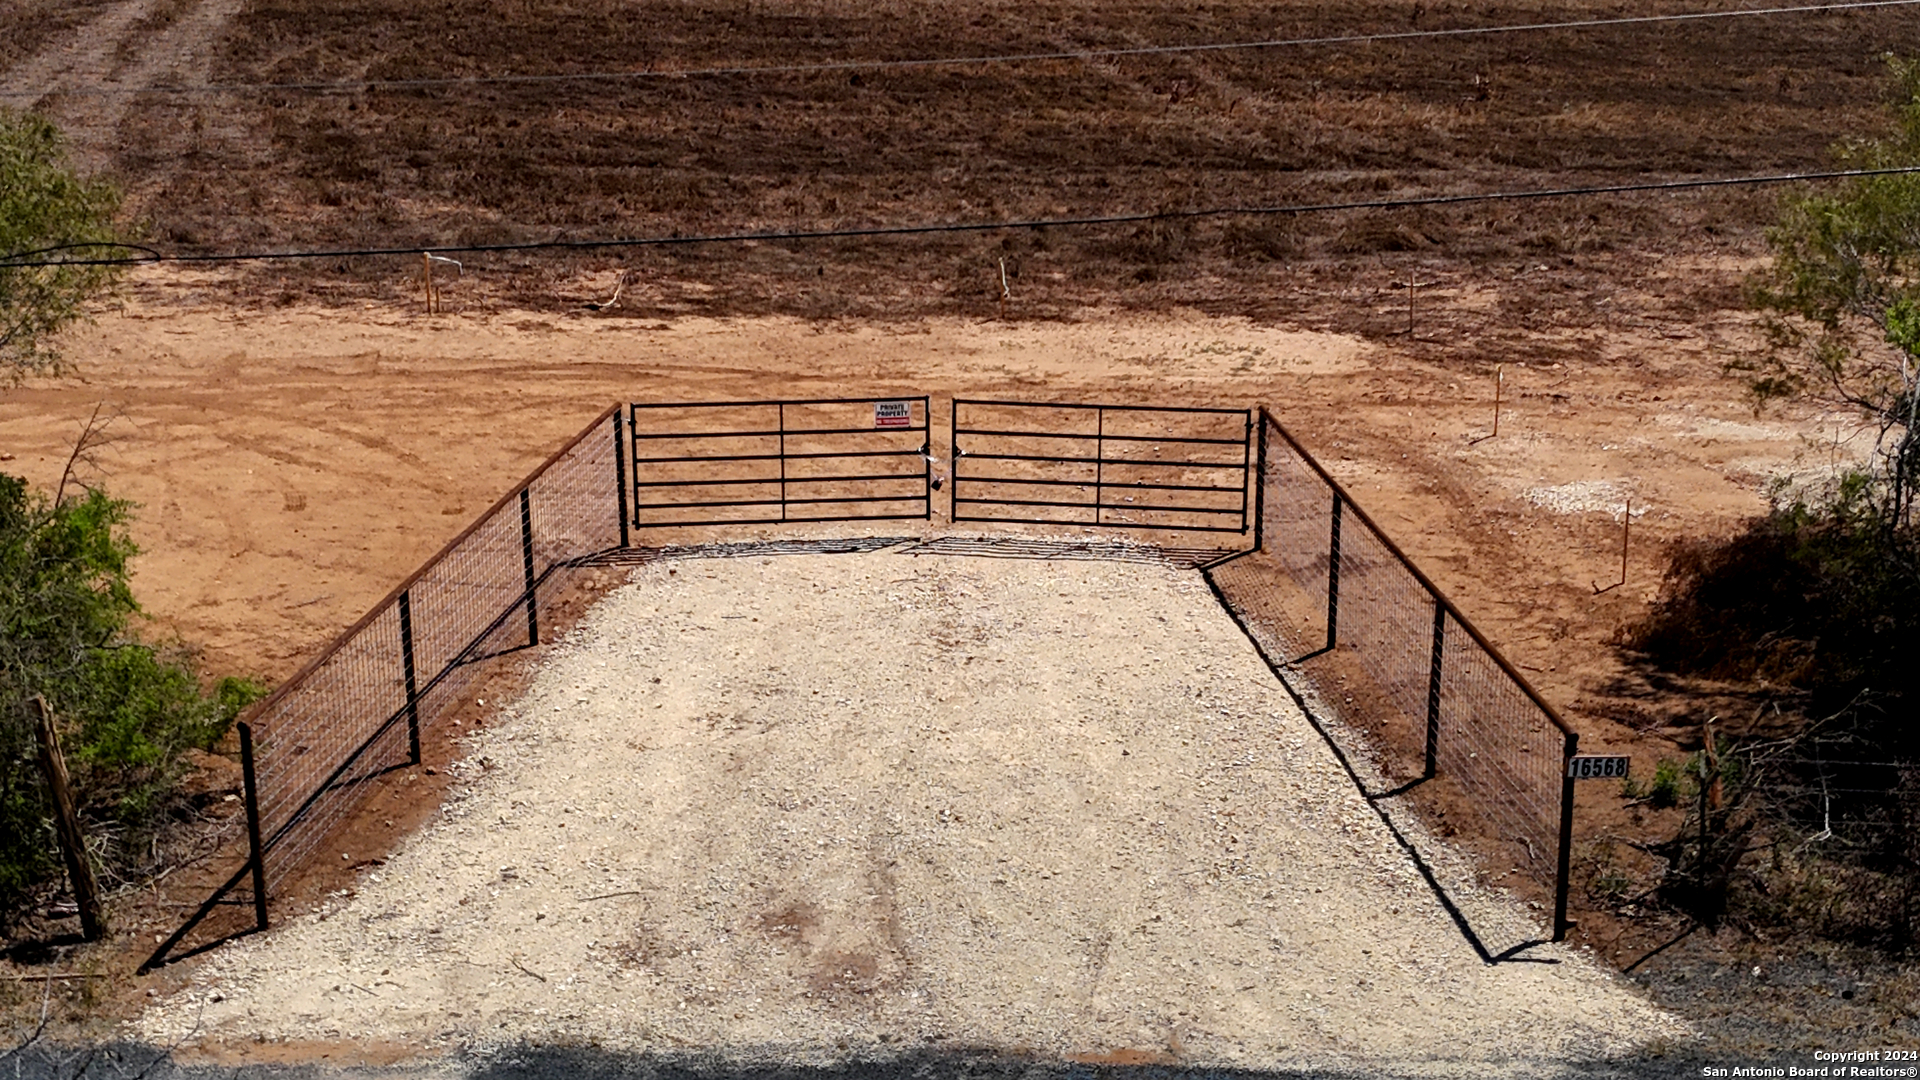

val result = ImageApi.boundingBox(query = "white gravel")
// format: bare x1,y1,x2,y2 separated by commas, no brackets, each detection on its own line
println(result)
139,551,1684,1073
1521,480,1648,518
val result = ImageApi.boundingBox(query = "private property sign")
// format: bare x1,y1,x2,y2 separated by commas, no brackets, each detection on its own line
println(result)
875,400,912,428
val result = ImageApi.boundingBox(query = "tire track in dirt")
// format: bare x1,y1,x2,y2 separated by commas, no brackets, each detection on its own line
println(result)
6,0,244,171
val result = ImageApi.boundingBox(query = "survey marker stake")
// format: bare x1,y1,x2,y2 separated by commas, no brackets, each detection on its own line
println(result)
1467,364,1504,445
1592,496,1631,595
1390,278,1435,339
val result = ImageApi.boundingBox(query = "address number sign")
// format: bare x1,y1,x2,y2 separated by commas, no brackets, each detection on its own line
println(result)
1567,755,1630,780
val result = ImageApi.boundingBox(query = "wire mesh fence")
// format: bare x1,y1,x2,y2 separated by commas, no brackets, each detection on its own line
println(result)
147,396,1586,967
1206,410,1579,939
144,405,624,970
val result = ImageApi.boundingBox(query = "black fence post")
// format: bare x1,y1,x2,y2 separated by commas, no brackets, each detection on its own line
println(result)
1252,410,1268,552
1425,603,1445,779
1326,494,1343,651
1093,407,1106,526
922,395,933,521
612,406,630,549
949,400,962,523
1554,729,1580,941
519,488,538,646
239,722,269,932
398,590,421,765
1237,409,1254,535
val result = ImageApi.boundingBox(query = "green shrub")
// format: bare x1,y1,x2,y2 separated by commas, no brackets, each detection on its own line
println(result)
1629,495,1920,947
1625,757,1693,810
0,472,265,918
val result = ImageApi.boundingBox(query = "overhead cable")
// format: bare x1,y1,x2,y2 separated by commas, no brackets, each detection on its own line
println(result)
2,0,1915,99
6,166,1919,269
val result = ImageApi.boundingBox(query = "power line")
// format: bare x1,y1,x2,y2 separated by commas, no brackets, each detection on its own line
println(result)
3,0,1916,100
6,166,1917,269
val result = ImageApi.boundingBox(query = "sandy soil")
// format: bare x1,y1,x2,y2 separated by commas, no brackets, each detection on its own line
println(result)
0,283,1866,965
136,552,1683,1072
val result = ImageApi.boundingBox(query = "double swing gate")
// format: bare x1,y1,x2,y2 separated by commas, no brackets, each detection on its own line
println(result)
145,394,1579,971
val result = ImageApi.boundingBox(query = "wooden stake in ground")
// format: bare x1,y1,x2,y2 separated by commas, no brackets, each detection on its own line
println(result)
1493,364,1504,437
1620,495,1631,585
1592,496,1632,595
32,697,103,941
1390,278,1435,338
422,252,437,314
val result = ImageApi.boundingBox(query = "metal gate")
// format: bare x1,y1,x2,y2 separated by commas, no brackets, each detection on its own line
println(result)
950,400,1254,533
627,398,932,527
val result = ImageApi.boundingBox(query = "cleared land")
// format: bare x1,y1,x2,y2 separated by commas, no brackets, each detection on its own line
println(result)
0,301,1867,992
9,0,1920,349
138,553,1680,1070
5,0,1919,1055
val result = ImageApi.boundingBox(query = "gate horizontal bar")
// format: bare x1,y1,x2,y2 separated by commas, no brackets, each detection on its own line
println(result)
950,512,1249,533
955,427,1245,446
636,471,924,488
632,448,923,465
632,396,928,410
956,496,1242,515
634,513,931,527
958,451,1246,470
955,475,1247,494
954,399,1248,416
630,424,927,440
639,492,929,511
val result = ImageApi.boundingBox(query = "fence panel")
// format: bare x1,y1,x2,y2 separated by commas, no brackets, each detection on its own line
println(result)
1331,519,1441,782
252,604,410,891
145,407,624,970
1435,617,1568,873
149,399,1584,967
1206,409,1578,940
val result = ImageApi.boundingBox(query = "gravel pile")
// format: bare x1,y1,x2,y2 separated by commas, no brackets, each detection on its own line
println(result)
139,551,1684,1073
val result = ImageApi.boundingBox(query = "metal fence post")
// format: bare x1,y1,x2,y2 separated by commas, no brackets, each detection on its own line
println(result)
922,395,934,521
777,402,788,523
1425,603,1445,779
398,590,421,765
239,722,269,932
519,488,538,646
1554,729,1580,941
1093,407,1106,525
948,400,960,523
1326,493,1343,650
1250,409,1266,548
612,405,630,549
1236,409,1253,535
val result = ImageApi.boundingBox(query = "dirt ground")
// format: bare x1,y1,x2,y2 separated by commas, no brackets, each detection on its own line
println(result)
135,552,1681,1071
5,0,1918,1059
0,281,1868,966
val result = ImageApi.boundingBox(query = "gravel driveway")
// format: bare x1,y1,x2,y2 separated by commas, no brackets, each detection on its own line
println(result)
139,551,1683,1073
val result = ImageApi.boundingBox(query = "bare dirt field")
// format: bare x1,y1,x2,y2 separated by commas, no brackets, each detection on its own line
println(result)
136,552,1681,1073
0,289,1874,989
7,0,1920,1061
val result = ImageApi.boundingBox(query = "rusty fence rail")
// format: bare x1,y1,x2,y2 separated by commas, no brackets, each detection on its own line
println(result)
142,406,626,971
1205,409,1579,940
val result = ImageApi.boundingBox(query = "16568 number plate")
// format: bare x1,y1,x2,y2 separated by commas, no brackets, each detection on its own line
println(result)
1567,755,1630,780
